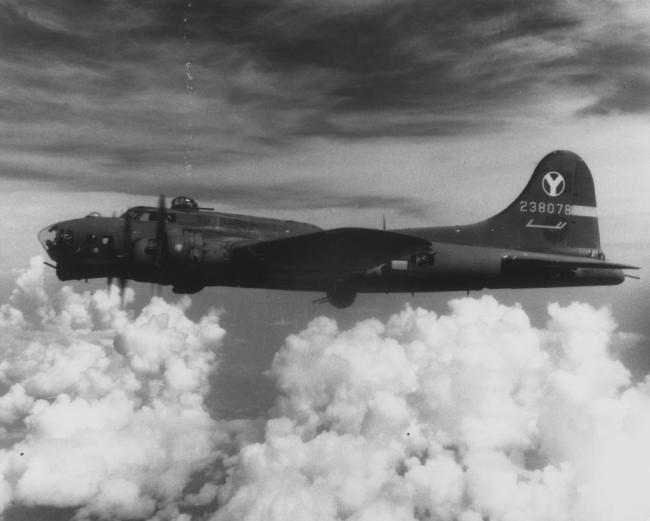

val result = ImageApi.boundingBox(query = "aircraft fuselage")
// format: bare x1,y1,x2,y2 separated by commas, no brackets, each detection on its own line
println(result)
38,151,636,307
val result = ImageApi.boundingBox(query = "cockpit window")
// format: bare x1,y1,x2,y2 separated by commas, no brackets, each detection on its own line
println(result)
148,212,176,223
122,207,177,222
125,209,141,220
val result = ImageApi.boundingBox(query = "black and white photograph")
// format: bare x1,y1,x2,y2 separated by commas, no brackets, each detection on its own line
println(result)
0,1,649,520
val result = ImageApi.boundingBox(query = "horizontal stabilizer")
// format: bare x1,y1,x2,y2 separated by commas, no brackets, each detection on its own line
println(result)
502,253,638,271
234,227,430,273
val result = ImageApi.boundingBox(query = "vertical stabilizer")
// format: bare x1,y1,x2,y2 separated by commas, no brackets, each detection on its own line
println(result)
487,150,601,254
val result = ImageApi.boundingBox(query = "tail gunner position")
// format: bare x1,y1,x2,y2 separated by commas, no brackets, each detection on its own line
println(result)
38,151,638,308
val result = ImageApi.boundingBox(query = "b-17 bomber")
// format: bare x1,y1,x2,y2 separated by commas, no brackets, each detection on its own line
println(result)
38,150,638,308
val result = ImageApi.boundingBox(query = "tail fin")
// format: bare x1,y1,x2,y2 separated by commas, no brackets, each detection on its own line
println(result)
487,150,601,255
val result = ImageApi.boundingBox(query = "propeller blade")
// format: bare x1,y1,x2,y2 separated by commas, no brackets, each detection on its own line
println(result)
155,194,167,268
117,207,134,304
123,208,132,262
156,194,166,235
107,276,113,288
118,277,128,309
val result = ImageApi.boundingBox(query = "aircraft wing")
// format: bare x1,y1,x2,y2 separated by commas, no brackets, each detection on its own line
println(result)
232,227,430,273
502,253,638,271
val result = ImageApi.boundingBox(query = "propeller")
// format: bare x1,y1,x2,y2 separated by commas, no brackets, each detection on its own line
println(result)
113,205,134,308
108,195,169,307
154,193,168,268
150,283,162,298
106,274,128,308
118,276,128,308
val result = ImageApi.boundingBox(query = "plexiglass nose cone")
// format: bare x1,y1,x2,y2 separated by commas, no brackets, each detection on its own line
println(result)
38,224,58,261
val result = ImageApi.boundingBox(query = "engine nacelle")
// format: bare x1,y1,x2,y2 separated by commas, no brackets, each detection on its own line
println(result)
327,286,356,308
166,229,231,266
130,230,231,290
132,237,157,268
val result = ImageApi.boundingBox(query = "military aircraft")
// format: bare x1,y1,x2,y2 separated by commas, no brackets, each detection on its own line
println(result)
38,150,637,308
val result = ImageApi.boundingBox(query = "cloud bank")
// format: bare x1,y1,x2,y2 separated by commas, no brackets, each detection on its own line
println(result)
0,258,649,520
0,258,228,519
216,297,649,521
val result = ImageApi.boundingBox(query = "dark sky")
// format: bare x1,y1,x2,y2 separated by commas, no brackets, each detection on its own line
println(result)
1,0,649,209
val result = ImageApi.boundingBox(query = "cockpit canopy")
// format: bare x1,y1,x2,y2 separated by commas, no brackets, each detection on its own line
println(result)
171,196,198,211
121,196,201,222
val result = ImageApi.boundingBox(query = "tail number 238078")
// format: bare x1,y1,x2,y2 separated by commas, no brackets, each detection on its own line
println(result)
519,201,571,215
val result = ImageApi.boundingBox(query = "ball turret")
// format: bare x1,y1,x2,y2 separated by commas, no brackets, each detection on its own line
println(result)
171,196,198,211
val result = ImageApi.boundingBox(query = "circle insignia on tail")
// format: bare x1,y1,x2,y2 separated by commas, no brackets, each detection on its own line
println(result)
541,171,565,197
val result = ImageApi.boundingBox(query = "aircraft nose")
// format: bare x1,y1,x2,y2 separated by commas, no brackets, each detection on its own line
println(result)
38,224,58,261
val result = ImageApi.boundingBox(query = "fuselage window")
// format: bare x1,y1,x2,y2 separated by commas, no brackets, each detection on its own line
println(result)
86,234,98,243
412,253,435,267
101,236,113,246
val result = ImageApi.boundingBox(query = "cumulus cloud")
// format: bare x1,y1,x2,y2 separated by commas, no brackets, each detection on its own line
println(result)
1,257,649,521
215,297,650,521
0,257,229,520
